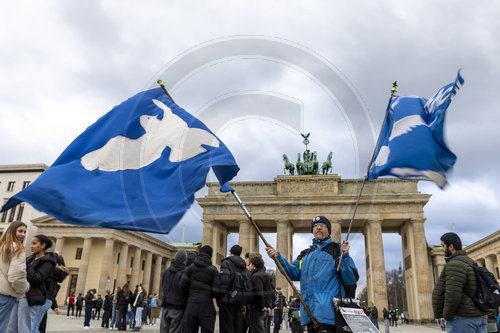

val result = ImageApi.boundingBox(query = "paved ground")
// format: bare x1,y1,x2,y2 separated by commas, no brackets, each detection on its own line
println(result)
46,311,443,332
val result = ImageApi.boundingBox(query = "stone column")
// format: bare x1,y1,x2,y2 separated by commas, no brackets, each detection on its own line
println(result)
152,255,163,295
75,237,93,295
202,218,214,247
276,220,289,297
484,255,495,277
238,219,251,255
364,220,388,317
98,238,115,294
54,237,65,254
130,247,142,287
411,218,434,321
249,222,259,254
116,242,129,288
287,223,293,263
142,252,153,292
331,220,342,243
211,222,221,266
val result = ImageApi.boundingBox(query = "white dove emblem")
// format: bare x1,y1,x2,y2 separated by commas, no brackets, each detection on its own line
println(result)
81,99,220,171
388,115,426,141
371,114,427,168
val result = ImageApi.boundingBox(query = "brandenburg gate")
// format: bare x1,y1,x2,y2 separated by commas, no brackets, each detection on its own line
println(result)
197,174,434,322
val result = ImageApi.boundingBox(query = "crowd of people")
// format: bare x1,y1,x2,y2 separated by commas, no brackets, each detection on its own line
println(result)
160,215,358,333
0,215,359,332
4,218,497,332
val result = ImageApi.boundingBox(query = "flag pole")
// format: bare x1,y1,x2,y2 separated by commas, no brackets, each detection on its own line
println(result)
336,81,398,272
157,80,176,104
231,191,320,328
155,80,319,327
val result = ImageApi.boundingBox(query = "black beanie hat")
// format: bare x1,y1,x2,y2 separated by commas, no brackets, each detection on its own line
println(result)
230,244,242,256
199,245,213,258
311,215,331,235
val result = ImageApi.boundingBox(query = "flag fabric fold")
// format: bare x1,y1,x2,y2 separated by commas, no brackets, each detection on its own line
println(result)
368,71,464,188
1,88,239,233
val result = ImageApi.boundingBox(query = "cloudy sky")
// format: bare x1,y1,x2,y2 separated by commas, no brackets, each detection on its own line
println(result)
1,1,499,289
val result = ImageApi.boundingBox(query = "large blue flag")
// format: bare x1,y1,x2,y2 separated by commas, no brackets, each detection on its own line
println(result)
1,88,239,233
368,71,464,188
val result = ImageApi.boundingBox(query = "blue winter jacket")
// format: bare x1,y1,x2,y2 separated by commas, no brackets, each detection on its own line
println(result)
277,237,358,326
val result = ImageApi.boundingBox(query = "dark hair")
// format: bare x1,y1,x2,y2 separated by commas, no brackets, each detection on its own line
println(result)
440,232,462,251
34,235,53,250
249,253,264,268
56,253,66,266
244,252,250,259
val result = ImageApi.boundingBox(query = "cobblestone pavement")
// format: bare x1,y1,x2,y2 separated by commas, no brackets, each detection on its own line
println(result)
47,311,443,332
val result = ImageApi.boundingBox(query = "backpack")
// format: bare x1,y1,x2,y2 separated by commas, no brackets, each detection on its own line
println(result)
229,268,253,307
453,257,500,311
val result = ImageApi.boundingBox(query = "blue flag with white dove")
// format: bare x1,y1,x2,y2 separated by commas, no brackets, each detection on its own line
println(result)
368,71,464,188
1,88,239,233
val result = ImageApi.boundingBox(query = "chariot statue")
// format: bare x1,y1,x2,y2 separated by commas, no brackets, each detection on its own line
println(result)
282,133,333,175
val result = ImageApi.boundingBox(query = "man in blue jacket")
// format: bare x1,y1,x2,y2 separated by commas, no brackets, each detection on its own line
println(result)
266,216,358,333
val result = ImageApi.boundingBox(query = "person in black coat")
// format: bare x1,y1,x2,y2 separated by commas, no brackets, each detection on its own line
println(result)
116,283,134,331
160,249,188,333
216,244,247,333
8,235,56,333
76,293,84,317
248,253,271,333
181,245,219,333
101,290,113,328
93,294,102,320
83,289,97,328
36,253,69,333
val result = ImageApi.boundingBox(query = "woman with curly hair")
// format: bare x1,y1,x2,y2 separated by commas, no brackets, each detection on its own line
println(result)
0,221,30,332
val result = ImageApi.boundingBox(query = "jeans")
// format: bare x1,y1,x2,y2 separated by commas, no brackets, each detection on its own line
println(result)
84,307,92,327
110,305,117,328
0,294,16,333
7,296,39,333
384,318,390,333
127,308,135,327
134,307,143,328
32,299,52,333
446,317,487,333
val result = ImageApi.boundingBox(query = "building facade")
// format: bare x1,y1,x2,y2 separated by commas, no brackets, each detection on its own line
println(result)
0,164,199,307
0,164,48,248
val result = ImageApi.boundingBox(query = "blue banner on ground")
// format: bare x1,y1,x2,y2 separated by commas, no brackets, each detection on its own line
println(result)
1,88,239,233
368,71,464,188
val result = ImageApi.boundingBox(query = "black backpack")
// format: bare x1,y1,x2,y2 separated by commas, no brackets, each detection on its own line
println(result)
453,257,500,311
229,268,253,307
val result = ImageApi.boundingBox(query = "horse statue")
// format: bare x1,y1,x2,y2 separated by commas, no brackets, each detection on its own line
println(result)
283,154,295,175
322,152,333,174
312,151,319,174
296,153,304,175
